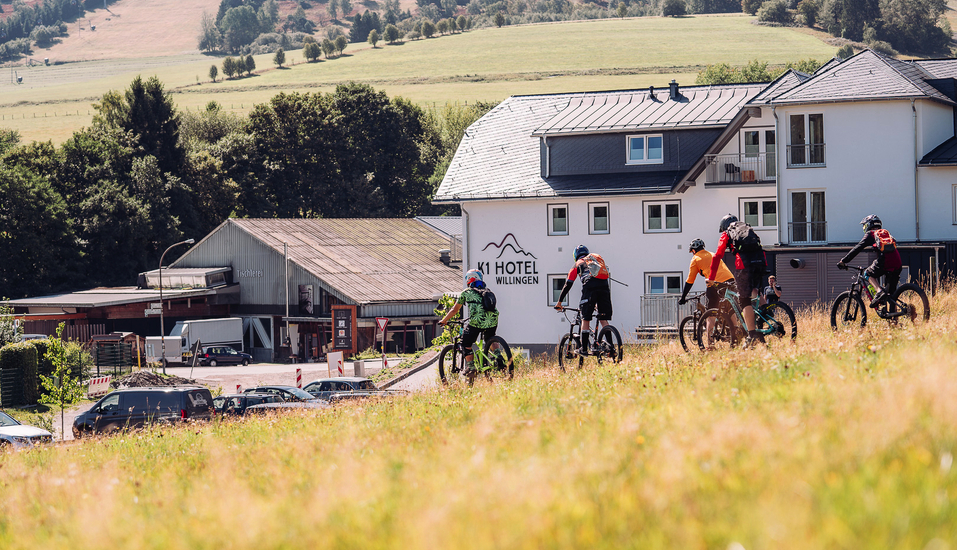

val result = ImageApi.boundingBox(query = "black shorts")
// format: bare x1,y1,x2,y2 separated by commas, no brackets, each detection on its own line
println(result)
580,286,613,321
866,261,902,295
462,324,496,350
734,266,765,311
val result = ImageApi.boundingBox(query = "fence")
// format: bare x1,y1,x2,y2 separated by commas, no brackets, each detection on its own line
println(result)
639,294,699,328
93,342,135,377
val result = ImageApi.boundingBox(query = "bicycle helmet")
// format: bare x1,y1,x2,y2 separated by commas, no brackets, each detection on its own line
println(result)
465,269,484,288
689,238,705,253
861,214,882,232
719,214,738,233
573,244,589,261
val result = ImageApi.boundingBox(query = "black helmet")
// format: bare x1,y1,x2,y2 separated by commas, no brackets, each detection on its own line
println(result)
689,238,705,253
573,244,589,261
719,214,738,233
861,214,882,232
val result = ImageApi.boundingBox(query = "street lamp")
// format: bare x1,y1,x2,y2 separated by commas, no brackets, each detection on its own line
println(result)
159,238,194,374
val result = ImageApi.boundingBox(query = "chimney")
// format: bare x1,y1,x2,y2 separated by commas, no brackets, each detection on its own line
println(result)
649,85,655,98
669,80,679,101
439,249,451,266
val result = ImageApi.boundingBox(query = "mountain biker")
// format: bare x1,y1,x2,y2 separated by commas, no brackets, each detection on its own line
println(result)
554,244,611,355
678,238,735,310
438,269,500,378
709,214,768,346
837,214,902,308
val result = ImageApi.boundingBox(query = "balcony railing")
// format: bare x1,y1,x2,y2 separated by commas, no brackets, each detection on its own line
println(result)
639,294,699,328
787,143,826,167
704,153,776,184
788,221,827,243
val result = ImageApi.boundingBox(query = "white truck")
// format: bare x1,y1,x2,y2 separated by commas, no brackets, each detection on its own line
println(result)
145,318,244,366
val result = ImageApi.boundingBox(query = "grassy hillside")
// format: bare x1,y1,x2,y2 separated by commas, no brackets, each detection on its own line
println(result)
2,291,956,548
0,15,838,143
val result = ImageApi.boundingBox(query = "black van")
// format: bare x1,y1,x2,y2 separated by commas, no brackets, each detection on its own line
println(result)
72,386,214,438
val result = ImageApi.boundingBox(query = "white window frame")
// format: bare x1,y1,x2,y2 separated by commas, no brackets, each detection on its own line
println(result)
739,197,777,229
953,184,957,224
547,274,569,307
589,202,610,235
646,272,683,295
547,203,569,236
787,113,825,167
789,189,827,243
626,134,664,165
643,200,681,233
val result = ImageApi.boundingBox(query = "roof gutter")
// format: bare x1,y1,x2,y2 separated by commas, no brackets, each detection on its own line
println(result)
433,186,676,204
531,123,731,138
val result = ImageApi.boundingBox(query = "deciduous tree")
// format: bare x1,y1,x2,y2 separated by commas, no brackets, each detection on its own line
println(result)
273,47,286,67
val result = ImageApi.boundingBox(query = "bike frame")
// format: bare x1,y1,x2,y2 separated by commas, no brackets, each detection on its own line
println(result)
842,265,906,319
446,320,500,374
716,284,778,336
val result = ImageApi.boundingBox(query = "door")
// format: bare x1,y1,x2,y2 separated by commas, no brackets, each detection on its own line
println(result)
743,129,776,180
93,393,121,432
791,191,826,243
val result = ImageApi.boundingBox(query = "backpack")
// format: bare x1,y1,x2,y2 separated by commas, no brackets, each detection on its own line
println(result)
873,228,897,252
726,221,763,255
582,253,610,278
475,286,497,312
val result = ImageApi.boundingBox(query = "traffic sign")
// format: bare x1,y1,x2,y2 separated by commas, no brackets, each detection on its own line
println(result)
376,317,389,331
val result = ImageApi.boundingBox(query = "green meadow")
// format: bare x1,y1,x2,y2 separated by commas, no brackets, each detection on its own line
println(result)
2,288,956,549
0,15,838,143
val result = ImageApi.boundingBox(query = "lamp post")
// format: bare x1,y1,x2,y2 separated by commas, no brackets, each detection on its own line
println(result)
159,238,194,374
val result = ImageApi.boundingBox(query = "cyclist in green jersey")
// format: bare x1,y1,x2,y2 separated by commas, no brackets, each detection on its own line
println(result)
439,269,499,377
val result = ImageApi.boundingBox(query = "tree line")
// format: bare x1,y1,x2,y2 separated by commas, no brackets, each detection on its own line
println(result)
0,0,119,60
0,77,495,299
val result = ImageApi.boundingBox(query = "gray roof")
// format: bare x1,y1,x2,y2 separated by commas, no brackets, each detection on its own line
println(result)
919,135,957,165
435,85,763,203
813,57,843,75
532,83,767,136
221,218,461,304
749,69,810,104
4,287,217,309
414,216,462,237
913,58,957,79
771,49,955,106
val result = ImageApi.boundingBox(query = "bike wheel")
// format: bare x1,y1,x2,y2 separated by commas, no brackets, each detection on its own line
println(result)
830,291,867,329
437,344,458,385
557,333,580,373
483,336,513,381
892,283,930,325
697,308,738,351
596,325,623,363
678,315,701,352
760,302,797,341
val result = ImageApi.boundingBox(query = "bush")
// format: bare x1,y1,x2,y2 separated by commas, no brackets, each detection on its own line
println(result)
868,39,898,56
836,44,854,59
797,0,817,26
662,0,687,16
0,342,38,406
741,0,764,15
757,0,791,23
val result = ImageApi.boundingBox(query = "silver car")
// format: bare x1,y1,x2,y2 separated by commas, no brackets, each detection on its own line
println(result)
0,410,53,449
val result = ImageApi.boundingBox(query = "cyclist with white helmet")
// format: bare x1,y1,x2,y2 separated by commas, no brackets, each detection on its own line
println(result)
439,269,499,377
553,245,612,355
837,215,902,308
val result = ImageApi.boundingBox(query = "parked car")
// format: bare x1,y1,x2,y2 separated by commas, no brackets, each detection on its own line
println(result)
199,346,253,367
72,386,214,438
0,410,53,449
213,393,285,416
303,377,395,402
242,385,322,403
245,401,331,413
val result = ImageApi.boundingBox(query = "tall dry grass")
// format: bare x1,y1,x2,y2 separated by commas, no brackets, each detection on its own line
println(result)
2,289,957,549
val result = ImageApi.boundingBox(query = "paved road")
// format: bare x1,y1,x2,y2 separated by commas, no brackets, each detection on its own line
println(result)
389,363,440,392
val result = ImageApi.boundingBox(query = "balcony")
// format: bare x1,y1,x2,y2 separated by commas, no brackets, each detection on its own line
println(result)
704,153,776,184
787,143,826,167
788,221,827,244
639,294,699,328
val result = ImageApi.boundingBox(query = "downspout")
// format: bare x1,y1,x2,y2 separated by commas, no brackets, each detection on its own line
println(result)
544,136,551,179
772,105,782,245
913,99,921,242
461,204,471,272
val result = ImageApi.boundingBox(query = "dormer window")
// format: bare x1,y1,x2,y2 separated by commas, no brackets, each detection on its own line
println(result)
627,134,664,165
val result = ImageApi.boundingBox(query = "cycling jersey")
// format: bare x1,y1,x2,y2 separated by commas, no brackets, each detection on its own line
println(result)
709,231,767,280
688,250,734,285
840,230,903,271
457,288,499,329
565,257,610,289
557,255,612,321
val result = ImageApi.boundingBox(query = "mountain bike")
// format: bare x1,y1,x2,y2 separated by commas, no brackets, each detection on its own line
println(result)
677,292,707,352
437,319,513,386
697,283,797,350
830,265,930,329
555,307,623,371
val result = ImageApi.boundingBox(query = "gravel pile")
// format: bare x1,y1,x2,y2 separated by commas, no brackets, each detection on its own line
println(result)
111,371,197,389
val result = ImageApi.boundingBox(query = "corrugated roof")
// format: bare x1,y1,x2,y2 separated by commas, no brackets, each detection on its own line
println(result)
771,49,955,105
532,83,766,136
4,287,217,308
225,218,462,304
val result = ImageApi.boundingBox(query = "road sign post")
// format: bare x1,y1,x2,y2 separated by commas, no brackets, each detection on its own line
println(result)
376,317,389,370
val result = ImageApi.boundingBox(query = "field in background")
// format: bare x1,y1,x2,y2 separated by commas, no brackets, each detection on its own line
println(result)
0,15,838,143
2,291,957,548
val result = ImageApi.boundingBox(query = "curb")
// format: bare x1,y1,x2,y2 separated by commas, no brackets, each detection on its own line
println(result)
379,351,440,389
